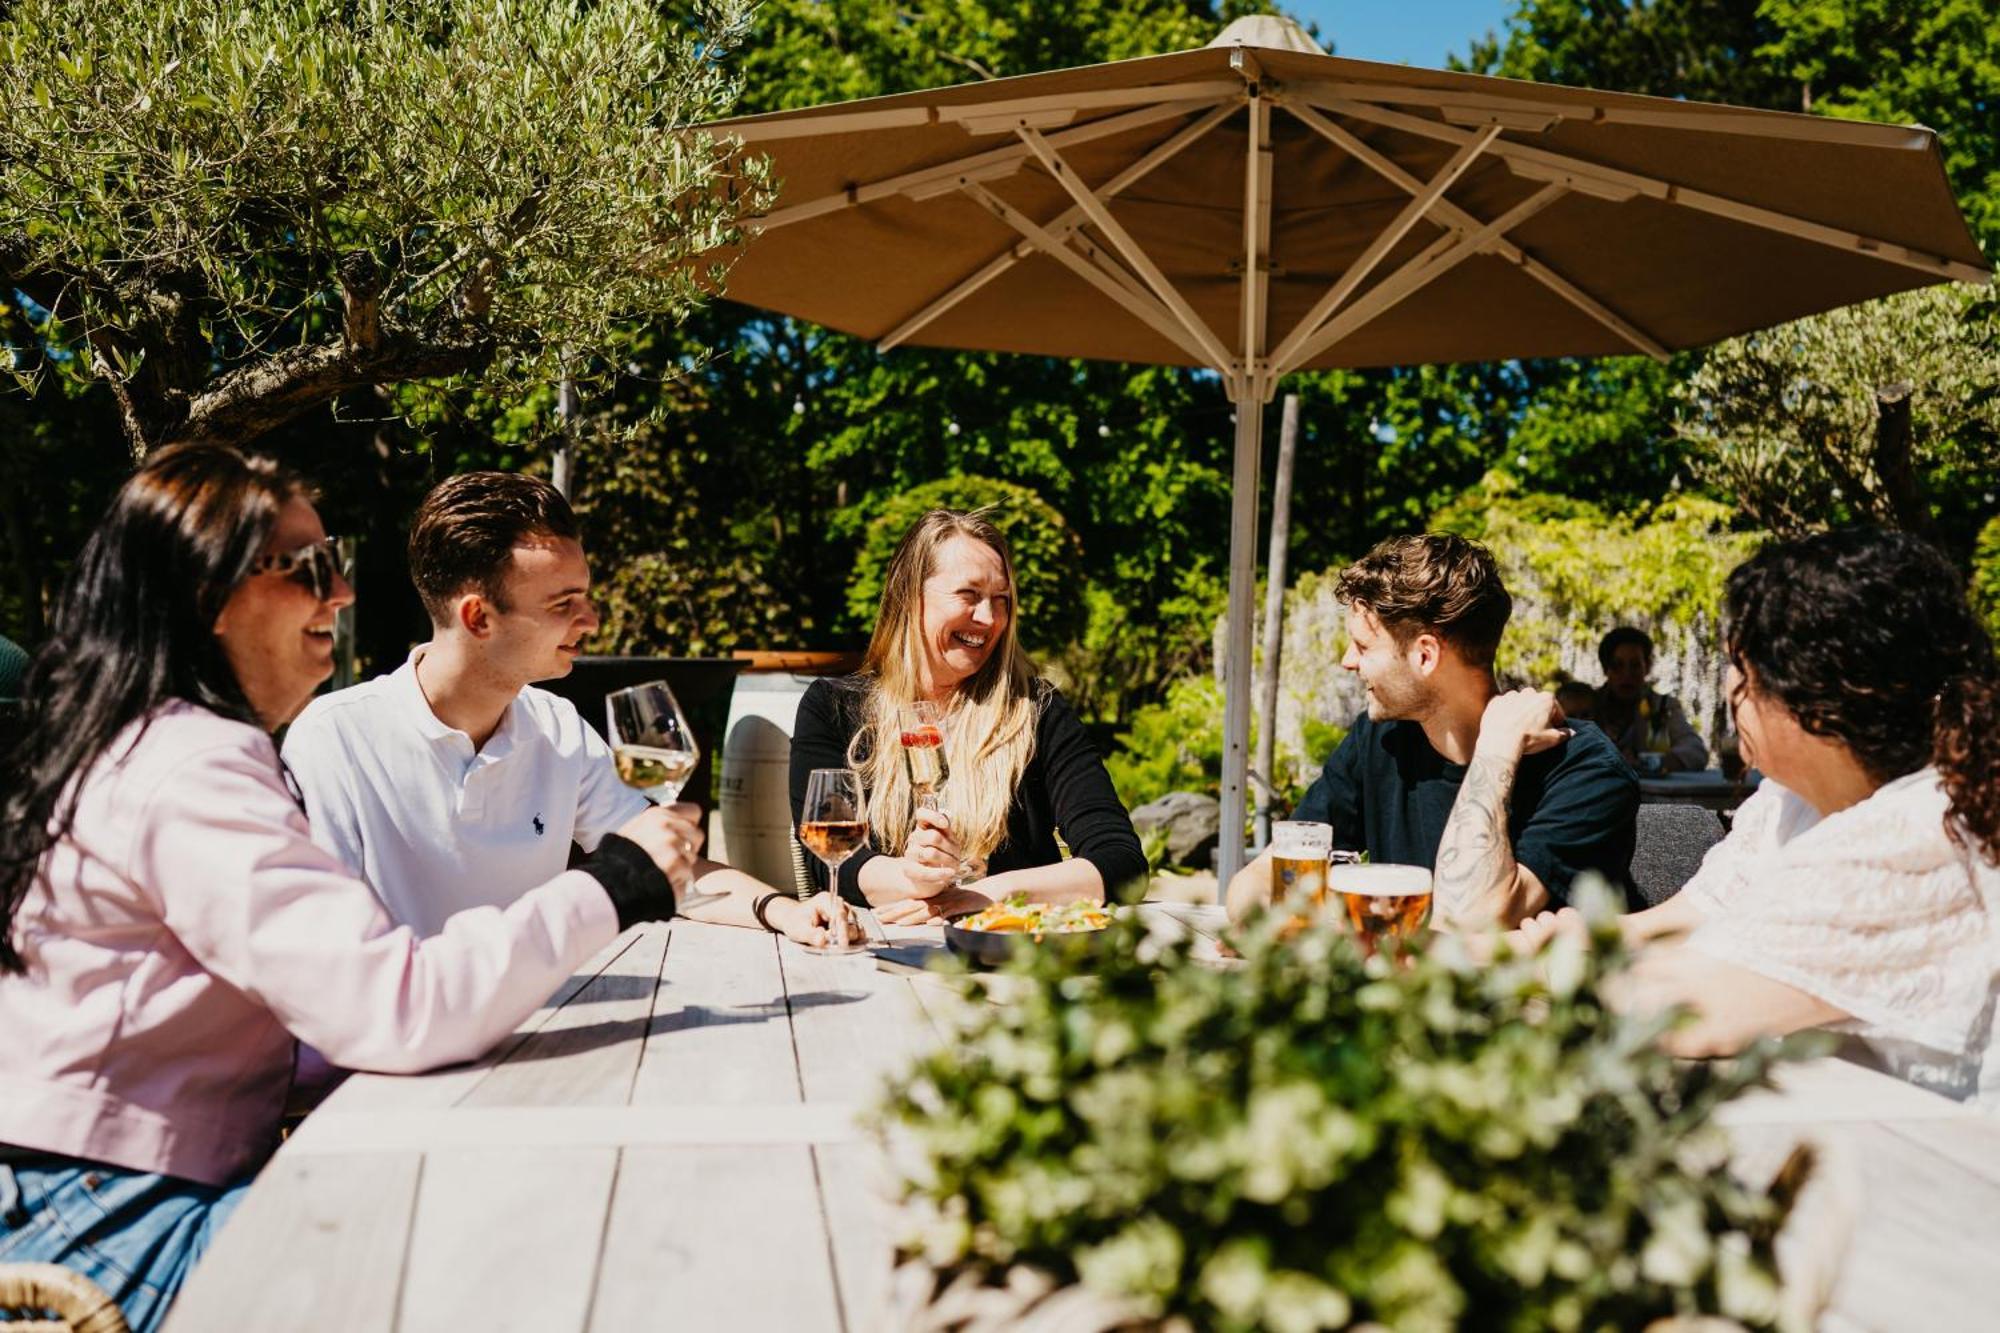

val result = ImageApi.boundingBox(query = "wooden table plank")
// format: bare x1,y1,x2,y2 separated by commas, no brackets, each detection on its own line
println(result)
461,926,669,1109
587,1146,842,1332
814,1141,907,1332
783,942,934,1106
396,1148,618,1332
1726,1118,2000,1331
631,919,801,1107
162,1153,421,1332
1880,1114,2000,1188
285,1103,860,1154
780,936,948,1332
327,930,646,1113
1718,1054,1985,1126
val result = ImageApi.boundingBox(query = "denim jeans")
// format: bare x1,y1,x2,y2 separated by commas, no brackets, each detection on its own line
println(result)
0,1160,247,1333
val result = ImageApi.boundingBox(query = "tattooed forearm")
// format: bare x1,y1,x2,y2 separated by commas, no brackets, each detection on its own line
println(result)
1433,753,1519,927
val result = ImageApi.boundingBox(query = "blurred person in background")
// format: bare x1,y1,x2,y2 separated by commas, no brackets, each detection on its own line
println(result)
1594,626,1708,774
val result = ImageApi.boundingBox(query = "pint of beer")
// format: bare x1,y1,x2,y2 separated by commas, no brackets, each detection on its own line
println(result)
1331,862,1433,954
1269,821,1333,909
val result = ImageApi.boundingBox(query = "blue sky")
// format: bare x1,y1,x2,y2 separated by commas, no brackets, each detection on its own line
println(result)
1287,1,1516,68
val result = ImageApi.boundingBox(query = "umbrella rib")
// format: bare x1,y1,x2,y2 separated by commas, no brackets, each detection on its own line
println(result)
1306,95,1991,286
1014,127,1235,369
935,79,1246,129
1293,79,1935,150
749,96,1234,234
958,180,1215,365
722,79,1242,144
1268,124,1502,371
1286,104,1669,361
878,102,1238,350
1278,183,1569,374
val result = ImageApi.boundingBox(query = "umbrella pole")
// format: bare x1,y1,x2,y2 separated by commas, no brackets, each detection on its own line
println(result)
1217,381,1264,890
1217,78,1273,894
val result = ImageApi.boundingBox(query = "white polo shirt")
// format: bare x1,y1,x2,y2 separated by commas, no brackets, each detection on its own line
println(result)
281,649,649,938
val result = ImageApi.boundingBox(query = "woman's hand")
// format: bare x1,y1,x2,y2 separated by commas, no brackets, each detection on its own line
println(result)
876,885,992,926
768,892,861,948
895,807,967,899
1504,906,1587,954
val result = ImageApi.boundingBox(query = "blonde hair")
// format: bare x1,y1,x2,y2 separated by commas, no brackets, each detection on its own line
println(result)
849,509,1039,862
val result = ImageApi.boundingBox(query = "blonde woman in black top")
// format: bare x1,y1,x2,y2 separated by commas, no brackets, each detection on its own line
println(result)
788,509,1145,923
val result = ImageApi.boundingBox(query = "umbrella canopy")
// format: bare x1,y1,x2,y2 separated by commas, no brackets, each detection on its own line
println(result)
704,14,1992,882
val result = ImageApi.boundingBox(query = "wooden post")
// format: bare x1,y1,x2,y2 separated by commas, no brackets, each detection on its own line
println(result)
1873,381,1934,538
1253,392,1300,850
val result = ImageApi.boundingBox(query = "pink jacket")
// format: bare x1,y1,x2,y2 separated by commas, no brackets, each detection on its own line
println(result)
0,702,620,1186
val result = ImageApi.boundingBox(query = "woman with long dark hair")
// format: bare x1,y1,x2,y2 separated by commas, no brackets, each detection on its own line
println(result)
0,446,699,1331
1516,527,2000,1100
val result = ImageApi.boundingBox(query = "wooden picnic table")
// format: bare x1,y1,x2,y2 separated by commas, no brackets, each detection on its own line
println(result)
165,910,2000,1332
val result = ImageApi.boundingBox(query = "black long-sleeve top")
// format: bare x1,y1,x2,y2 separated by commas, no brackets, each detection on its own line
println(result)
787,675,1148,904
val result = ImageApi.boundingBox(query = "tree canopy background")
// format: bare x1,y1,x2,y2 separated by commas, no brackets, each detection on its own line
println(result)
4,0,1996,751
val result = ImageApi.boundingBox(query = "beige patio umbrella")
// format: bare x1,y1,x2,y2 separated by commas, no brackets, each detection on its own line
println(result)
704,14,1991,882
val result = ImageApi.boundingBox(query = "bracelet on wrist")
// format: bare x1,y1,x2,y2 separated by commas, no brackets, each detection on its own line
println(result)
751,891,785,933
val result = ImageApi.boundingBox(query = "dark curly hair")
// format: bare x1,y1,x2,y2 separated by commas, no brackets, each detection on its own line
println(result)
1725,527,1999,864
1336,534,1512,669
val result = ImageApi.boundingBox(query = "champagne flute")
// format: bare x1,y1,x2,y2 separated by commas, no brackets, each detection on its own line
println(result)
797,767,870,956
898,702,982,885
605,680,725,913
898,701,949,810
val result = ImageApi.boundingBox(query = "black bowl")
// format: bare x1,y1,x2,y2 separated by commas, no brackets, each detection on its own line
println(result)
943,914,1113,967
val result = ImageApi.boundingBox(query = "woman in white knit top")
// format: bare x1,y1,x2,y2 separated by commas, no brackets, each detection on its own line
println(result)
1516,528,2000,1102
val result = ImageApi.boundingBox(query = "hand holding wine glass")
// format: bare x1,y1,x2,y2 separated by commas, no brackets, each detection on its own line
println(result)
798,768,870,956
898,806,966,898
898,702,982,888
606,680,724,913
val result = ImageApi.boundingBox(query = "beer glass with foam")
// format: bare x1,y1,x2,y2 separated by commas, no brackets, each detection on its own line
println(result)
1269,821,1332,911
1331,862,1433,955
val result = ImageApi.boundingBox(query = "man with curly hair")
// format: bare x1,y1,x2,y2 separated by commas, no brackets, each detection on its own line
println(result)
1228,534,1636,930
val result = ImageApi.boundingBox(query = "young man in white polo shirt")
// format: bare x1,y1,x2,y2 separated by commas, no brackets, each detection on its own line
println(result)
283,471,846,946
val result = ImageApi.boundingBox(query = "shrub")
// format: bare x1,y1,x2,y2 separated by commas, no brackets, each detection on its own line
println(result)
845,475,1087,653
1103,675,1226,809
881,898,1817,1332
1973,515,2000,650
1437,473,1764,744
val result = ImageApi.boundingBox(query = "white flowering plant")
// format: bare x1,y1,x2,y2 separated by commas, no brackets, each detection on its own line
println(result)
878,893,1824,1332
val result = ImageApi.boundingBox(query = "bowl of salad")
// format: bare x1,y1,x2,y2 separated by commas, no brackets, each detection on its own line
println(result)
944,895,1114,967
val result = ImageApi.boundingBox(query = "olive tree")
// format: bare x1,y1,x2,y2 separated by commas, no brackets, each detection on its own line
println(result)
1676,282,2000,554
0,0,768,457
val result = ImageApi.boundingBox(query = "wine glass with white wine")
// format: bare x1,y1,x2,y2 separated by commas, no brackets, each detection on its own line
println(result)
605,680,725,913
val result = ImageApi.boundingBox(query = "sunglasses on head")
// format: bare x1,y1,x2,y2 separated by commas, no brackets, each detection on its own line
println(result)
253,536,343,600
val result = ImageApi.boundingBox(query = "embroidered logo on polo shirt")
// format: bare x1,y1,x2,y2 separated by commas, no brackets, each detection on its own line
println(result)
533,814,546,836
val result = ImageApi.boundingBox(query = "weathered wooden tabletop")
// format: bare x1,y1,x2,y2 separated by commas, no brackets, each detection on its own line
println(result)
165,912,2000,1332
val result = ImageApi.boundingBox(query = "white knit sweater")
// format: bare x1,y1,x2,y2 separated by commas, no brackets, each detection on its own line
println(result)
1681,769,2000,1103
